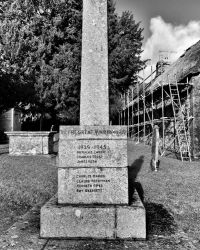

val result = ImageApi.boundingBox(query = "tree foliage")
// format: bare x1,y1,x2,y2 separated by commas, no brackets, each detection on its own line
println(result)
0,0,144,126
108,1,144,121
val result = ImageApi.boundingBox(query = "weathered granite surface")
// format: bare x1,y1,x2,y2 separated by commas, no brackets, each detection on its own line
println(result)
80,0,109,125
59,126,128,168
40,191,146,239
40,0,146,240
41,198,115,239
58,167,128,204
117,201,146,239
5,131,57,155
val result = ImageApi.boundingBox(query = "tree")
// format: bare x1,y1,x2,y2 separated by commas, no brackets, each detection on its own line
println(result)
0,0,144,126
108,2,145,122
0,0,82,127
0,1,36,114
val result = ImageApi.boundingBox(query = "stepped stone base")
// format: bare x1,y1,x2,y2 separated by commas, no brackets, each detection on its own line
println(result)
40,190,146,240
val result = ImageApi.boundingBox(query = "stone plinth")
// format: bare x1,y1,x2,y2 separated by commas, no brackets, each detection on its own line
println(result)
5,131,57,155
58,167,128,204
59,126,128,168
58,125,128,205
40,190,146,239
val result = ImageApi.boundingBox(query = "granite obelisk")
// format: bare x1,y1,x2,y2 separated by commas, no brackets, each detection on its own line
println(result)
80,0,109,125
40,0,146,239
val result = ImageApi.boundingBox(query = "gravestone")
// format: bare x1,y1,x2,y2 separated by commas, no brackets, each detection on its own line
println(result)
40,0,146,239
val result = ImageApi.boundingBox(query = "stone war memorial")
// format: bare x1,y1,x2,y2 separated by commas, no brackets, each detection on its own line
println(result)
40,0,146,239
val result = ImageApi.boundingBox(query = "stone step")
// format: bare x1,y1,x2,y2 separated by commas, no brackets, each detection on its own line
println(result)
40,191,146,240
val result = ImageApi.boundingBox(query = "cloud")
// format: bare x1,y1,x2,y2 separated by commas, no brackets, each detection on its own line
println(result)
141,16,200,79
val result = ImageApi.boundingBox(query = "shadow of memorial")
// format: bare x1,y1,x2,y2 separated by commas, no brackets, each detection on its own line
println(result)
128,156,177,238
128,155,144,201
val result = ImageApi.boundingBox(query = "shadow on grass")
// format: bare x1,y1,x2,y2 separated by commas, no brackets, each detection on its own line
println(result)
145,202,177,239
128,156,144,202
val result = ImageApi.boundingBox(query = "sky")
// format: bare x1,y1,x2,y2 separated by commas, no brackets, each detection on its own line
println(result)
115,0,200,78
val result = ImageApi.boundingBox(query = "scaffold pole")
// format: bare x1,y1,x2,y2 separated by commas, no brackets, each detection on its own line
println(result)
137,81,140,143
143,69,146,144
127,89,130,137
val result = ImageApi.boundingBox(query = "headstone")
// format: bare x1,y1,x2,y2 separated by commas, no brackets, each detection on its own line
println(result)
40,0,146,239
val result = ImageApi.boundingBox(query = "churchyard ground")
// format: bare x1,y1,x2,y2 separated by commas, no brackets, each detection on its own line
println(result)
0,140,199,249
0,154,57,235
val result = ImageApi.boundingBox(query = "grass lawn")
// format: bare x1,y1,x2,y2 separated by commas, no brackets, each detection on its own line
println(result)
0,142,200,249
0,154,57,235
127,140,200,249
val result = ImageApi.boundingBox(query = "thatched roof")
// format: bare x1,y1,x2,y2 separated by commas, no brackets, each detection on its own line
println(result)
149,40,200,91
126,40,200,108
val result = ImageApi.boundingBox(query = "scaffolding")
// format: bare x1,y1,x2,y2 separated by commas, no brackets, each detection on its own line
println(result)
119,60,193,161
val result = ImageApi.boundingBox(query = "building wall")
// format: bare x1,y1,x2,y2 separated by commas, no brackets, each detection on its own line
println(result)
190,75,200,158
